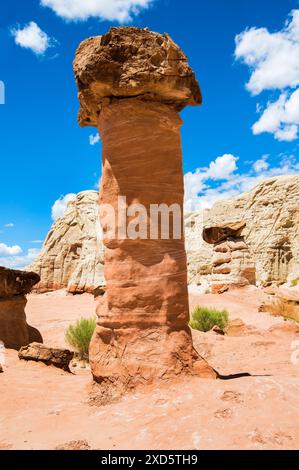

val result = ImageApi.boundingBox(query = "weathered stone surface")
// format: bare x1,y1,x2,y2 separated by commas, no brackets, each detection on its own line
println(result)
18,343,73,371
0,268,42,349
204,175,299,286
73,26,201,127
74,27,216,393
0,267,39,299
28,191,105,294
203,222,246,244
207,235,256,293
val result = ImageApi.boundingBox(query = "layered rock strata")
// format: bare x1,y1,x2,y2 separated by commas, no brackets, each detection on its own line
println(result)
203,223,256,293
28,190,105,294
73,26,216,390
0,267,42,349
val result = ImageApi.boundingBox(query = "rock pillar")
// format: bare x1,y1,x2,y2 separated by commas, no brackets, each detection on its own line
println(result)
74,27,216,394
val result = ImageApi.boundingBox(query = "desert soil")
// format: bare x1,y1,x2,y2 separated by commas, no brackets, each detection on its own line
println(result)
0,286,298,450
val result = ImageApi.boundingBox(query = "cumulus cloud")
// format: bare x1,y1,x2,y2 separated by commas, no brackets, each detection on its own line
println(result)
40,0,152,23
12,21,55,55
208,154,238,180
253,157,269,172
235,10,299,141
235,10,299,95
51,193,76,221
0,243,22,256
252,89,299,141
184,153,299,211
0,248,40,269
89,133,100,145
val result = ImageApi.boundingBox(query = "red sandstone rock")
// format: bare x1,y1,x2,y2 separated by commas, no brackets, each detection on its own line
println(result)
74,27,216,394
18,342,73,372
0,267,42,349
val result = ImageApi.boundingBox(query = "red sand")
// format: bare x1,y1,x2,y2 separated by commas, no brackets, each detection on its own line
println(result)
0,288,298,450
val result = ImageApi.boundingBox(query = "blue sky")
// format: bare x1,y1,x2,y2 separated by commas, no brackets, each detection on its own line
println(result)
0,0,298,267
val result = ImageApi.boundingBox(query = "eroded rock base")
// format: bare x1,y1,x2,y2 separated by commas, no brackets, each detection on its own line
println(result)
89,325,217,404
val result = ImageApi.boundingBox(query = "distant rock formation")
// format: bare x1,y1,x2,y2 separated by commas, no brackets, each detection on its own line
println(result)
0,267,42,349
203,222,256,293
28,190,105,294
30,174,299,294
203,174,299,287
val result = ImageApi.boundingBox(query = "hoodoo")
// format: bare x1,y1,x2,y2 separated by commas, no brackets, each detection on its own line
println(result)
73,27,216,394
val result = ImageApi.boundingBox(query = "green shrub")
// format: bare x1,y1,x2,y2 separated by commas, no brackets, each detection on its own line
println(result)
189,306,229,332
291,279,298,287
65,317,96,360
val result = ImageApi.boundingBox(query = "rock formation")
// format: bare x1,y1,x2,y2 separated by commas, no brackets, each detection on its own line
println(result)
203,222,256,293
0,267,42,349
28,190,105,294
30,174,299,295
73,26,216,392
19,343,73,372
204,174,299,287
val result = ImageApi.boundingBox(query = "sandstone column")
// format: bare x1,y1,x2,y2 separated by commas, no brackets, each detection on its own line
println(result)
74,27,216,393
0,267,42,349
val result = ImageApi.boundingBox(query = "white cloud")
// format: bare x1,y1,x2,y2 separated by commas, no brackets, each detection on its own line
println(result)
4,223,14,228
89,133,100,145
12,21,53,55
208,154,238,180
29,240,43,244
184,153,299,211
40,0,152,23
0,248,40,269
252,89,299,141
253,157,269,172
51,193,76,221
235,10,299,141
235,10,299,95
0,243,22,256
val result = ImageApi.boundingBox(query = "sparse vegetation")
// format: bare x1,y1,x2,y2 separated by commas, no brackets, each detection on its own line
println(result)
290,279,298,287
189,306,229,332
65,317,96,360
264,299,299,323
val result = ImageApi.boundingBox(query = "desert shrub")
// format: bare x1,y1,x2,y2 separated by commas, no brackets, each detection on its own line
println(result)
65,317,96,360
189,306,229,332
264,299,299,323
290,279,298,287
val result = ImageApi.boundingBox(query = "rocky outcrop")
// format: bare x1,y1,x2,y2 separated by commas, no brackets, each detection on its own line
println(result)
204,175,299,286
73,26,201,127
19,343,73,371
0,267,42,349
203,223,256,293
30,175,299,294
74,26,216,394
28,190,105,294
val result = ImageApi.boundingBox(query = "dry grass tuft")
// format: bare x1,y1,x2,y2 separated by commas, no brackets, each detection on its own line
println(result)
264,299,299,323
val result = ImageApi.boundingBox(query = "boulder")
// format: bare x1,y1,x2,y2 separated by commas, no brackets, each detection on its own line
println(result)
0,267,42,349
18,343,73,372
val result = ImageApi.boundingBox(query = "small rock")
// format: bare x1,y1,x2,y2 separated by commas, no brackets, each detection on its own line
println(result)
211,325,225,335
55,440,91,450
18,343,73,372
0,363,3,373
218,285,229,294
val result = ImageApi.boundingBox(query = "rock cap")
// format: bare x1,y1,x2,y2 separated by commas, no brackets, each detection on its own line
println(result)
203,221,246,245
73,26,202,127
0,267,40,299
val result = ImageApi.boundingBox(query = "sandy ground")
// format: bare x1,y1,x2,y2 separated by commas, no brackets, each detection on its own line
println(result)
0,287,299,450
